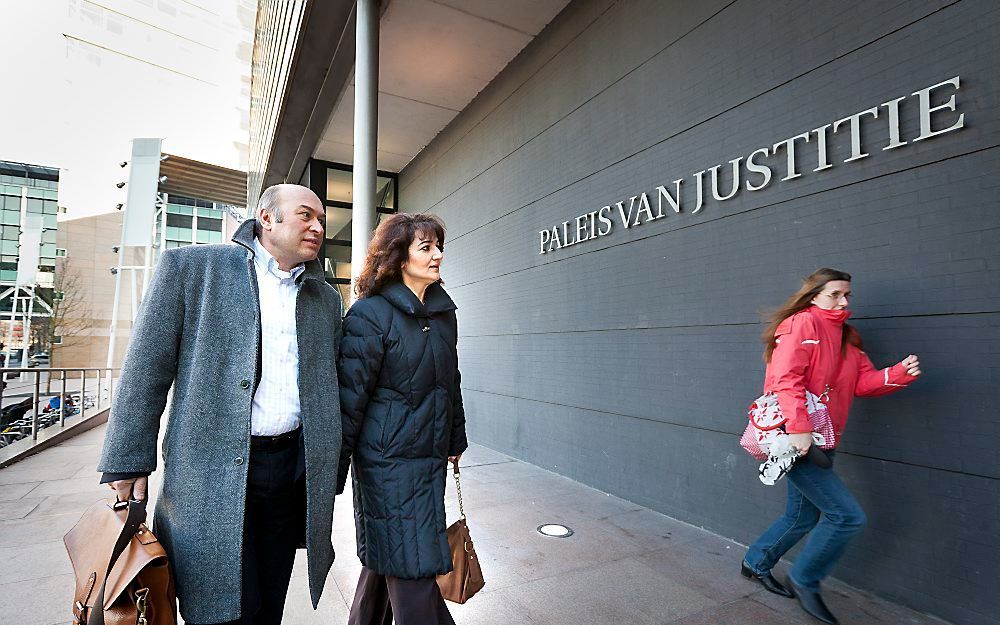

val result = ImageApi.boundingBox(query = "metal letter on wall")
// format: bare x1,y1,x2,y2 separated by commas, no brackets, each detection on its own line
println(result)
15,213,43,287
123,137,162,246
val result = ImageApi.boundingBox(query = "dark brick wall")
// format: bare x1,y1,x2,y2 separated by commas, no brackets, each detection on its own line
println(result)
398,1,1000,623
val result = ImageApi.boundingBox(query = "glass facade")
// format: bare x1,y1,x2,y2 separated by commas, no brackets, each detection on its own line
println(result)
156,194,226,250
0,160,60,357
0,162,60,286
303,159,398,303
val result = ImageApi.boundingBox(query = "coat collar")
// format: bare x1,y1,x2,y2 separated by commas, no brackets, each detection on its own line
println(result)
232,218,325,283
378,281,456,317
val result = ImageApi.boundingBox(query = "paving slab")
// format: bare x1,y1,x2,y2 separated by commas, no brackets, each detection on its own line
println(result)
0,540,70,585
0,423,953,625
0,495,44,520
0,572,76,625
0,479,40,502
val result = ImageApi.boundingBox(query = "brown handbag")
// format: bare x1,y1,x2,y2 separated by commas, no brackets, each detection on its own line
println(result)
63,498,176,625
436,461,485,604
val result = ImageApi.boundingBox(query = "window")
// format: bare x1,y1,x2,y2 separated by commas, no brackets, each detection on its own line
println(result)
198,217,222,232
166,213,194,228
326,168,353,203
166,226,193,242
325,206,352,240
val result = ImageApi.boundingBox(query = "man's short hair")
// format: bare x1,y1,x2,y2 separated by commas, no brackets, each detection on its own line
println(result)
257,185,285,227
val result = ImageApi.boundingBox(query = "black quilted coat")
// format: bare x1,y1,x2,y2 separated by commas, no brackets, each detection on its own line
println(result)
337,281,469,579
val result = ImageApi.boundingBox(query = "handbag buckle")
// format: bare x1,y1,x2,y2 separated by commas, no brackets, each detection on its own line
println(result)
819,384,832,402
135,587,149,625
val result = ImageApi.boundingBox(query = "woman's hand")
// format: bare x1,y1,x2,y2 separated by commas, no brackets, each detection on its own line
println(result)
786,432,814,456
900,354,921,377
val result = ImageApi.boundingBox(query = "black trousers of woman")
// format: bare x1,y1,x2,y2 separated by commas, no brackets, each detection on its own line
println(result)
348,566,456,625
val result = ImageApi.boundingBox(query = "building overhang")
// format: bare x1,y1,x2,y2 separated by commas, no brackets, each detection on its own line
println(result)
250,0,570,205
159,154,247,208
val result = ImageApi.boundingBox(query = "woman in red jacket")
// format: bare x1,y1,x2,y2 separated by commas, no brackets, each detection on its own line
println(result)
741,268,921,625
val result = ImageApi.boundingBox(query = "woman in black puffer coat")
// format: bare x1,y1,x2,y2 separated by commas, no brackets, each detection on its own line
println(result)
337,213,467,625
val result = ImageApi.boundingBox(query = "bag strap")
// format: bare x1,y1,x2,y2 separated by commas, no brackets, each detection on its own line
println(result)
88,498,147,625
451,460,466,521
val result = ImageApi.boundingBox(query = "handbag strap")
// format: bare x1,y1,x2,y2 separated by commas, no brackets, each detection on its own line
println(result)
451,460,466,521
88,498,147,625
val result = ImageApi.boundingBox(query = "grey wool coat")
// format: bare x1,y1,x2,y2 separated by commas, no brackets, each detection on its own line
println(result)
98,219,343,623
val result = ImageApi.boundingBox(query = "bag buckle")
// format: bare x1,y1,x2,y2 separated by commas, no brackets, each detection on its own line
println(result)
135,587,149,625
819,384,832,402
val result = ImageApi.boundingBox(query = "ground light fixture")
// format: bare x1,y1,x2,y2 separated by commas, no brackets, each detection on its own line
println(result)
537,524,574,538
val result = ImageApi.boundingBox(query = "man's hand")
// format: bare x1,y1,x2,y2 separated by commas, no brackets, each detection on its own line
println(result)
448,453,463,467
900,354,921,377
108,476,148,502
786,432,814,456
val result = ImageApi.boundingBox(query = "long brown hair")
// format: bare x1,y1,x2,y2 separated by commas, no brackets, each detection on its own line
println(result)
762,268,863,362
354,213,446,300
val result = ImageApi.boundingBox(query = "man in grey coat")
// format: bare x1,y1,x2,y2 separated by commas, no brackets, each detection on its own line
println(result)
98,184,343,624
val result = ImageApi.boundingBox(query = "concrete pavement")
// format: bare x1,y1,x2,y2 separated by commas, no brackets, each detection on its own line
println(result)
0,424,950,625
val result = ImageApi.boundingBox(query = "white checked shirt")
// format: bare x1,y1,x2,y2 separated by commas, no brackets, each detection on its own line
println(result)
250,237,304,436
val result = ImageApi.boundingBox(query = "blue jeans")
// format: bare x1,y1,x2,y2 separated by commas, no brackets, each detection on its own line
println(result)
744,452,867,590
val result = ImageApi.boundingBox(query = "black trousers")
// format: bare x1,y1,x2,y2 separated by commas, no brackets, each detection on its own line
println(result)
198,438,304,625
348,566,456,625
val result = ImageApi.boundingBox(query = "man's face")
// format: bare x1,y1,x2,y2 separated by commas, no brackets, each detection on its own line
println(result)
259,186,325,265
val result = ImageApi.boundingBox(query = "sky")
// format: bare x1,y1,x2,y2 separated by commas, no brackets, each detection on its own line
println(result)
0,0,254,220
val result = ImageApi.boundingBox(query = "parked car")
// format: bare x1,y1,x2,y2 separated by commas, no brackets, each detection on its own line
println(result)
4,349,25,375
28,352,49,367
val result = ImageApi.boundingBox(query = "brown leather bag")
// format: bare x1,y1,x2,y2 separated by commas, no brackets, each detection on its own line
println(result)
64,498,176,625
436,461,485,604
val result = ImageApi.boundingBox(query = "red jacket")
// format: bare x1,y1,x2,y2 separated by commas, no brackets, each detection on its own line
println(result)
763,306,917,435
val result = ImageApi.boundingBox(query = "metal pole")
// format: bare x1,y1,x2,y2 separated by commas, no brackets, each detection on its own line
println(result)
59,369,66,427
31,370,40,441
350,0,380,304
81,369,86,418
3,287,16,368
96,368,102,410
24,285,34,365
6,287,18,369
107,218,128,368
130,268,138,321
108,368,114,408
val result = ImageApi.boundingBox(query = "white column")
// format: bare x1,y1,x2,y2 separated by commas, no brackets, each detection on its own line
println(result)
350,0,379,303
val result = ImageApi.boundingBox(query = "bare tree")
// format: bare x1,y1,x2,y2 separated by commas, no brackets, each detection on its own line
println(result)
31,257,92,362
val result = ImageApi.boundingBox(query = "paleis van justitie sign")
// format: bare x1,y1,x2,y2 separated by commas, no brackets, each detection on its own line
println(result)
538,76,966,255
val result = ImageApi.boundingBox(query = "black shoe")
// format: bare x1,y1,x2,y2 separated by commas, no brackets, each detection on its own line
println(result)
787,577,839,625
740,561,793,597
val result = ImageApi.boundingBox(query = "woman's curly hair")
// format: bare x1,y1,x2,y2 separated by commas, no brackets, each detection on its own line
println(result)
354,213,446,300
